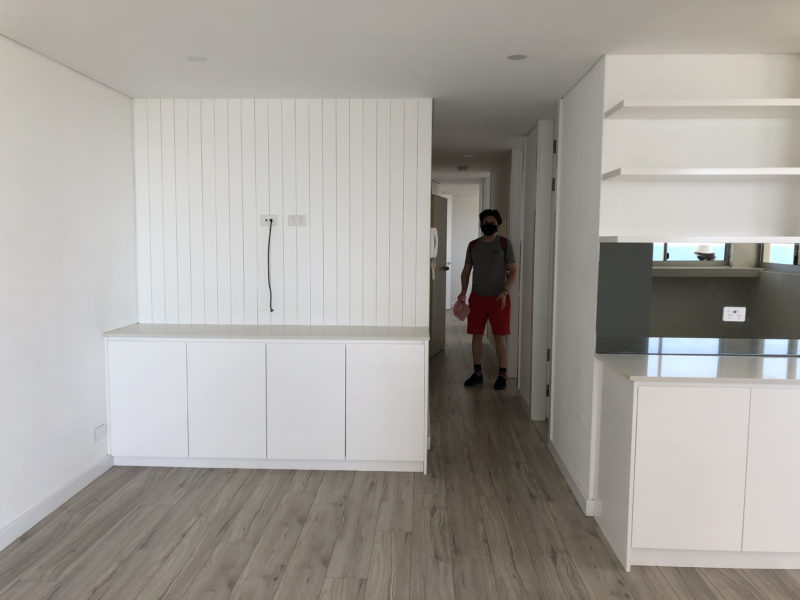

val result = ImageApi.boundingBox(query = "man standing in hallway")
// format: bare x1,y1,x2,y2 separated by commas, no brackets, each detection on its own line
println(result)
459,209,517,390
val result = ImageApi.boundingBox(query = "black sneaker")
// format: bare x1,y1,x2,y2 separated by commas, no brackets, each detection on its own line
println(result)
464,372,483,386
494,376,507,390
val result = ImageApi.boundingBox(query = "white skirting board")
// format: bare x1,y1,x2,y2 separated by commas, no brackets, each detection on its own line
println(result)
0,455,113,553
548,440,595,516
631,547,800,569
113,456,424,473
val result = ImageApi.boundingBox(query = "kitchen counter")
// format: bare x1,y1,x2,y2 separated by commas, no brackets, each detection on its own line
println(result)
597,352,800,383
596,336,800,357
105,323,430,342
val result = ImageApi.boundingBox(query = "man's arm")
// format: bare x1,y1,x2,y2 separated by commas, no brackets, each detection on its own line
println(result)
460,264,472,298
496,262,518,310
505,262,518,292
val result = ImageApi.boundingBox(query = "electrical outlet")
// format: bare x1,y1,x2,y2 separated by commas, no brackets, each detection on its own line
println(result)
94,424,107,442
722,306,746,322
260,214,280,227
288,214,307,227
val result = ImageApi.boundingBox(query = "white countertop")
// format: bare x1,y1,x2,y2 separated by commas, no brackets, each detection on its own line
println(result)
105,323,430,342
597,353,800,383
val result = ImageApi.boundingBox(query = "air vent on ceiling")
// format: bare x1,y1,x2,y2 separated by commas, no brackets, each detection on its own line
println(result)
457,165,469,171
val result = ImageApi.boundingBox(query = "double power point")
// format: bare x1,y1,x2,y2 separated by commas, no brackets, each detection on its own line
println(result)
722,306,746,322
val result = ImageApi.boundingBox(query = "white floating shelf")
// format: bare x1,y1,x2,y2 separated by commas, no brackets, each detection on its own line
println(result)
602,167,800,181
605,98,800,119
600,236,800,244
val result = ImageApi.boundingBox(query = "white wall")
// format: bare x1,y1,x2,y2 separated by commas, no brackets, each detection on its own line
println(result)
438,182,481,307
550,58,606,513
134,98,432,327
0,37,136,545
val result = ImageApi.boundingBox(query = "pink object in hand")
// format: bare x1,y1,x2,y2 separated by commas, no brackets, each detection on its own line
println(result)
453,295,470,321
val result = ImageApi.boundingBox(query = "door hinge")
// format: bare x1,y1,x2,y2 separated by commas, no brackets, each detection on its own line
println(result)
546,384,551,397
553,140,557,153
547,348,551,361
551,178,556,192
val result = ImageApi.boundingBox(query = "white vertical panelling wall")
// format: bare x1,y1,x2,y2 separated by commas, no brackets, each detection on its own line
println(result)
134,98,432,326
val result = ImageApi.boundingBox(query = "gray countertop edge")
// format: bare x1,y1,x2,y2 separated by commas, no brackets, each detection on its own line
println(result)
105,323,430,342
596,353,800,383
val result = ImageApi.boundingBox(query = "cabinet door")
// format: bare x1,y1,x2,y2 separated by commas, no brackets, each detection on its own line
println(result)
743,387,800,552
267,343,345,460
346,343,425,462
632,385,749,551
108,341,188,458
187,342,266,459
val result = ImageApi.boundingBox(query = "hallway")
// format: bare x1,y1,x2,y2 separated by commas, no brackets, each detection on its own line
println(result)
1,314,799,599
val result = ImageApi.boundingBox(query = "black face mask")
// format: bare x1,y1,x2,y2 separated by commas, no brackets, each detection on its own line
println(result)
480,223,498,236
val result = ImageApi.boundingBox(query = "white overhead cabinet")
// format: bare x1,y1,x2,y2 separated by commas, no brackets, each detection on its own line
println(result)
346,343,425,462
107,341,188,458
187,342,266,459
266,343,345,460
743,387,800,552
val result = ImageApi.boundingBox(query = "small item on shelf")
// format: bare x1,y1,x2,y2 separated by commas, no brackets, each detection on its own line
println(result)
695,244,716,261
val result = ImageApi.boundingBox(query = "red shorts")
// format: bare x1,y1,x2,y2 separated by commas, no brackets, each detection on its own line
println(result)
467,293,510,336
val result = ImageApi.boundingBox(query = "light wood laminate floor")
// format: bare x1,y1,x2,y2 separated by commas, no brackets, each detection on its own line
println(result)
2,313,800,599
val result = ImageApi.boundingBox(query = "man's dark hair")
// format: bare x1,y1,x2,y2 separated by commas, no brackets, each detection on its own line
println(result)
479,209,503,226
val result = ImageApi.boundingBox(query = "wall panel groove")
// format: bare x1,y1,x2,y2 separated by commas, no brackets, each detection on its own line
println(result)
135,97,431,326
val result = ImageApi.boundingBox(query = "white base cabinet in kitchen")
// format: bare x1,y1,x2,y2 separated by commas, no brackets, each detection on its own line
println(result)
187,342,266,460
105,324,429,472
346,343,426,462
743,387,800,553
267,343,345,460
595,354,800,570
632,386,750,552
107,341,188,458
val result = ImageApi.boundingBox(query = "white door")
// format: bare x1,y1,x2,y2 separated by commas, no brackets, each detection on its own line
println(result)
346,343,425,462
187,342,266,459
743,387,800,552
632,385,750,551
267,343,345,460
429,195,448,356
108,341,188,458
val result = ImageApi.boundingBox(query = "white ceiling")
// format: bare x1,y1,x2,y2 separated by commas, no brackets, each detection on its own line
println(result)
2,0,799,175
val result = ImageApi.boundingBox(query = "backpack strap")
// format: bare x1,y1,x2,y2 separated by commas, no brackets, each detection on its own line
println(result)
467,238,480,262
500,236,508,261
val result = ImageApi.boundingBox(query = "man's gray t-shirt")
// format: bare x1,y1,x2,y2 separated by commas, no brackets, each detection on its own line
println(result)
465,236,516,297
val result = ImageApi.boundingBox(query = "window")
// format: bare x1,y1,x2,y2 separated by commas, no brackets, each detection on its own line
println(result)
652,243,728,265
761,243,799,268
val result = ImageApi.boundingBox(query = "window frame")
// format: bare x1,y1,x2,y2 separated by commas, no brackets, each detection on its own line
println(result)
652,243,731,267
759,243,800,273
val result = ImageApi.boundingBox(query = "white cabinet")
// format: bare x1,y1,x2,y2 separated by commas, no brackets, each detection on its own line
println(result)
187,342,266,459
107,341,188,458
266,343,345,460
346,343,425,462
743,387,800,552
632,386,750,551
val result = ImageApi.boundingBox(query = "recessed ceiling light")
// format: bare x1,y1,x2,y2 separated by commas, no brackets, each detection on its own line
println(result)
464,154,474,158
507,54,528,61
476,123,484,128
186,56,207,63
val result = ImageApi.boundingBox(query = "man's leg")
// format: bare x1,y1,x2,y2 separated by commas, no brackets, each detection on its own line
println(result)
493,334,507,369
472,334,483,365
493,334,508,390
465,296,486,386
